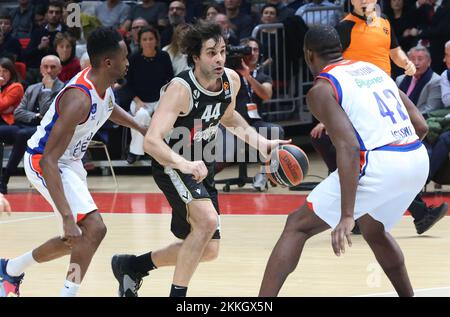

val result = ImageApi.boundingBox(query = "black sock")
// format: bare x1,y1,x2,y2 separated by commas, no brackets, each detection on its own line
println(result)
408,195,427,221
130,252,157,275
170,284,187,297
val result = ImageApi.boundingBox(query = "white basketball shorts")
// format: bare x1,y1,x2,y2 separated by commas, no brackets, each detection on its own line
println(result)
306,140,429,231
24,151,98,230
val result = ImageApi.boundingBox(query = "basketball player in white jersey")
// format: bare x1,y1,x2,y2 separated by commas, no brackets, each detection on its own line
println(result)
259,25,430,297
0,27,147,297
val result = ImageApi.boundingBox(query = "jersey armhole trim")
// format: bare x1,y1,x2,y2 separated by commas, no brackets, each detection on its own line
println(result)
316,73,342,106
170,77,193,117
55,84,92,124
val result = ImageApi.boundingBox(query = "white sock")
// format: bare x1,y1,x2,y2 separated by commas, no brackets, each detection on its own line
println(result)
6,251,37,277
60,280,80,297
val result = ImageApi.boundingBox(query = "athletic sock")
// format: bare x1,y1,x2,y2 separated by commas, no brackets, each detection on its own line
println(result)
129,252,157,275
6,251,37,277
60,280,80,297
170,284,187,297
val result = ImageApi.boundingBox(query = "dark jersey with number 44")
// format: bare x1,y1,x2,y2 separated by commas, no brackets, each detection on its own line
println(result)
161,68,235,164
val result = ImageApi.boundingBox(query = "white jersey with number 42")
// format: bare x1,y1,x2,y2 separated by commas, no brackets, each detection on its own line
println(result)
316,60,418,151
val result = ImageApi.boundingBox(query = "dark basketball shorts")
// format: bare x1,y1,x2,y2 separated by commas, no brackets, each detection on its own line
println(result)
152,161,221,240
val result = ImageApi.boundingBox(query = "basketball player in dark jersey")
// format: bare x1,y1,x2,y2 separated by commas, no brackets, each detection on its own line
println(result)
111,21,289,297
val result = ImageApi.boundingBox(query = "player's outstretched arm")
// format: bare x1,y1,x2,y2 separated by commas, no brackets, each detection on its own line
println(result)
220,69,289,159
306,79,360,256
398,89,428,140
40,88,91,241
109,103,147,136
144,81,208,182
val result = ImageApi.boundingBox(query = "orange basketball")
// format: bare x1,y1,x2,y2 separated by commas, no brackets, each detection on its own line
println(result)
265,144,309,187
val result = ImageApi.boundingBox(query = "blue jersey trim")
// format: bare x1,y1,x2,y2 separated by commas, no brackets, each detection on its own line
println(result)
317,72,343,106
375,140,422,152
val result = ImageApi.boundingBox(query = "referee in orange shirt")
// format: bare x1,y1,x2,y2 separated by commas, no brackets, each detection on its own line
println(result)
336,0,415,77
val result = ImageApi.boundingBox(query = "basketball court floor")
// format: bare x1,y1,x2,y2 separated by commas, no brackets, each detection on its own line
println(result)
1,152,449,297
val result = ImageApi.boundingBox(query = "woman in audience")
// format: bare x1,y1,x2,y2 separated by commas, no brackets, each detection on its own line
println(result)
0,57,24,194
204,3,223,22
54,32,80,82
125,26,173,164
162,23,190,76
0,57,24,127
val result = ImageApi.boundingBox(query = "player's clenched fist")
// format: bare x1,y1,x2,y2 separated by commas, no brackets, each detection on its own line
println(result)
179,160,208,183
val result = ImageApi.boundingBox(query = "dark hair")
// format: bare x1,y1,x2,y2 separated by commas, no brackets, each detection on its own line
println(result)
0,57,19,87
240,37,264,61
0,9,11,21
203,3,224,19
47,0,64,12
304,25,342,58
54,32,76,61
138,26,160,50
181,20,223,66
87,27,123,68
261,4,278,16
34,4,47,17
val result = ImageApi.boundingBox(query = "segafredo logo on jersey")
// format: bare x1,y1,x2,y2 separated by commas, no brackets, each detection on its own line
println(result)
193,124,219,142
168,122,282,163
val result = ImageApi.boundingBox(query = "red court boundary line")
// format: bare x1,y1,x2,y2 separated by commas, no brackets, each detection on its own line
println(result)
4,192,450,215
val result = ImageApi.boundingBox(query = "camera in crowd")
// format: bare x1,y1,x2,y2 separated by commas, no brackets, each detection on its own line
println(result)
225,45,252,70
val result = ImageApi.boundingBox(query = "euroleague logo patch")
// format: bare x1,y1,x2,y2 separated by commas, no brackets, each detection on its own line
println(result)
383,27,389,35
223,81,229,91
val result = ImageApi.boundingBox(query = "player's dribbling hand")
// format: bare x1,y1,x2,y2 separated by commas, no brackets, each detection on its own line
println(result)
262,139,292,161
404,60,416,76
62,216,82,247
0,194,11,216
180,160,208,183
331,216,354,257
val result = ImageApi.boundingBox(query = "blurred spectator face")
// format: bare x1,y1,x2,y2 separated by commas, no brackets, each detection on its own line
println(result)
140,31,158,52
0,18,12,35
168,1,186,25
56,39,73,63
224,0,241,10
408,49,431,77
444,44,450,69
215,13,230,31
34,13,46,27
261,6,277,24
351,0,377,16
19,0,29,7
47,5,63,26
40,56,61,79
0,66,11,87
390,0,404,11
206,6,219,21
131,19,149,43
243,40,260,66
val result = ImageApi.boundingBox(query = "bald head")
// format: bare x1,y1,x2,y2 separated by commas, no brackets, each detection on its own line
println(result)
40,55,61,80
